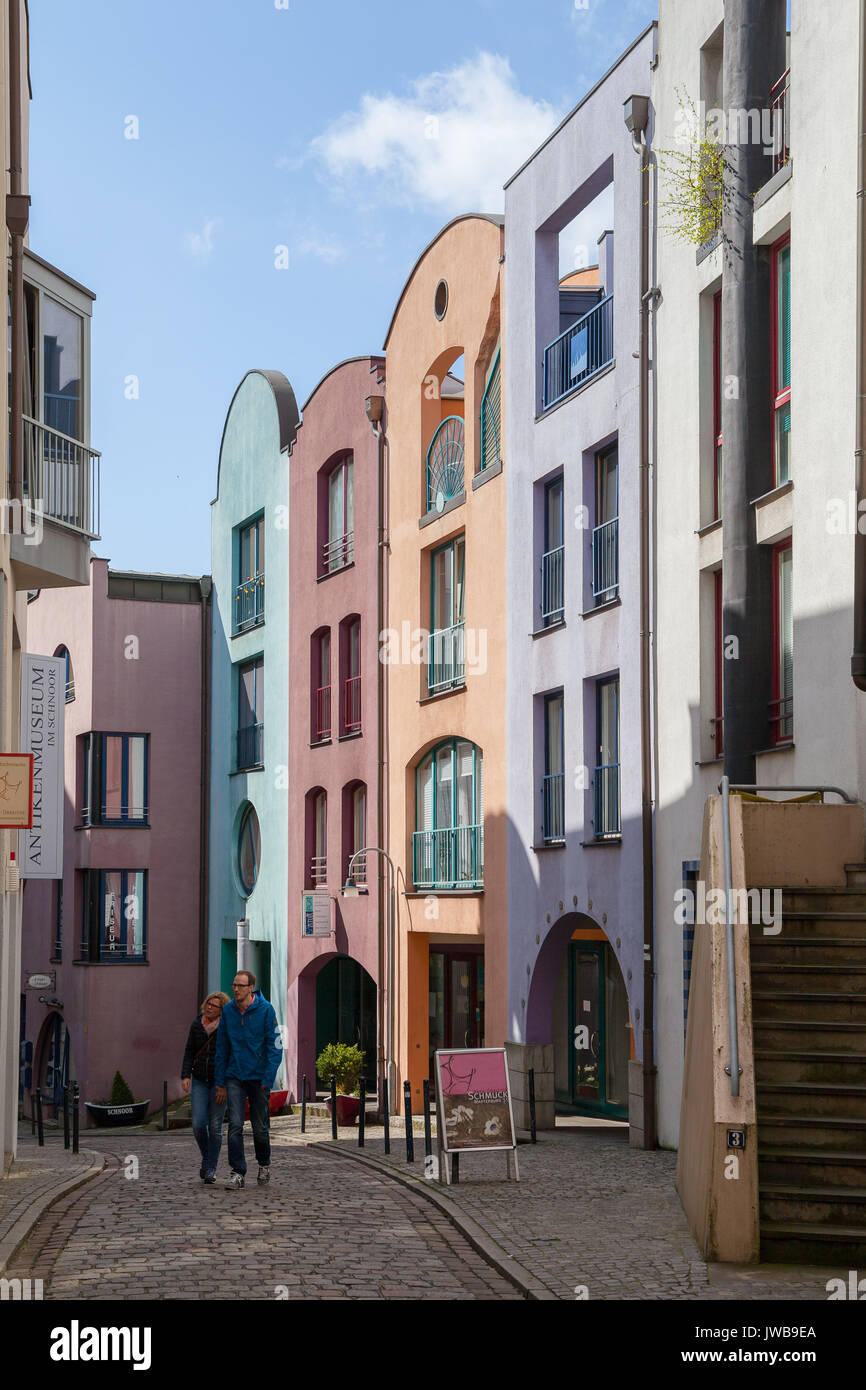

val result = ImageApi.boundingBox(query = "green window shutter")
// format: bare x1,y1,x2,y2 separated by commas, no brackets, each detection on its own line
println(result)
480,348,501,472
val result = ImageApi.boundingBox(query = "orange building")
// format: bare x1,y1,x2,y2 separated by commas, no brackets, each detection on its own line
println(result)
382,215,505,1111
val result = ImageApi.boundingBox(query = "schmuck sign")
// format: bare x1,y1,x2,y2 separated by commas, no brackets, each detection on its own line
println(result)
433,1047,519,1184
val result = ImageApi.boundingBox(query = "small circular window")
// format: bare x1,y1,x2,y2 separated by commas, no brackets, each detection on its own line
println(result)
434,279,448,320
238,803,261,897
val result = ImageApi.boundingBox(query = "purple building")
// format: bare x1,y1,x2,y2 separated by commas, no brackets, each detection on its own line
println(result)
21,559,210,1121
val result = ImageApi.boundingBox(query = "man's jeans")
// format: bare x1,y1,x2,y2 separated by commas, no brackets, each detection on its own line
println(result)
190,1079,226,1175
226,1079,270,1176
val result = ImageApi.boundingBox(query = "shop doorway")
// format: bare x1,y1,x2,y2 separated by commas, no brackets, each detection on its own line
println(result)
315,956,377,1091
428,945,484,1079
554,940,629,1119
37,1012,73,1119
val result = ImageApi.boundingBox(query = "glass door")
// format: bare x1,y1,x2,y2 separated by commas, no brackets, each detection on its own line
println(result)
559,942,628,1119
428,946,484,1079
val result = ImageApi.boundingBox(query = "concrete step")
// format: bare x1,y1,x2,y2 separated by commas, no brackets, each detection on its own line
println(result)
758,1114,866,1151
754,1051,866,1086
750,936,866,966
753,1020,866,1052
760,1185,866,1228
752,964,866,993
757,1083,866,1120
782,890,866,914
752,991,866,1023
760,1220,866,1266
758,1146,866,1189
766,910,866,937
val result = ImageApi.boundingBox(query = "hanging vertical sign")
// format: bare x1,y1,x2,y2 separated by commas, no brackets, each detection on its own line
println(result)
18,653,65,878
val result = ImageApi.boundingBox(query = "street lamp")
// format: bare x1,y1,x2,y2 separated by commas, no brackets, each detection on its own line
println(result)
343,845,396,1113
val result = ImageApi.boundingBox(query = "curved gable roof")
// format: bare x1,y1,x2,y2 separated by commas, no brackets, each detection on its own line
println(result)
382,213,504,351
214,369,300,501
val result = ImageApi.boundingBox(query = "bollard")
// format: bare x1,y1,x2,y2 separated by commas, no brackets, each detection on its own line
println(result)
452,1152,459,1184
29,1090,35,1135
330,1074,337,1140
358,1077,366,1148
162,1080,168,1131
383,1078,390,1155
72,1083,80,1154
300,1073,307,1134
62,1085,70,1150
528,1066,537,1144
403,1080,414,1162
422,1078,432,1161
35,1088,44,1147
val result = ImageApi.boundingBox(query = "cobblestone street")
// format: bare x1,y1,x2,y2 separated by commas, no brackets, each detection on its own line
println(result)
6,1131,519,1300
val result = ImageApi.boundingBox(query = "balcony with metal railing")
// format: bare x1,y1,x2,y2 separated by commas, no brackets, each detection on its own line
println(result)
344,675,361,733
769,68,790,178
542,295,613,411
323,531,354,574
593,762,621,838
542,772,565,843
237,722,263,770
427,621,465,694
21,414,100,538
412,824,484,890
592,517,619,604
314,685,332,742
233,575,264,634
541,545,564,626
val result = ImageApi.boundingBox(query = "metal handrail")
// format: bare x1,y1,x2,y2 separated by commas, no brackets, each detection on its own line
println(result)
542,294,613,410
541,545,564,623
717,778,857,1097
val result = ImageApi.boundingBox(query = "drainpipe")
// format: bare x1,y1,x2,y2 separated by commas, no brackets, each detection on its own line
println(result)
625,94,657,1151
366,388,386,1106
852,0,866,690
197,576,212,1003
7,0,30,506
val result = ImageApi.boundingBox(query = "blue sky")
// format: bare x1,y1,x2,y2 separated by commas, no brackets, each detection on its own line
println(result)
28,0,657,574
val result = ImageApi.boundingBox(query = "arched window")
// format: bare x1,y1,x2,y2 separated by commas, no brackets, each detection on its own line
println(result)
339,615,361,735
237,802,261,896
413,739,483,889
323,454,354,573
55,645,74,702
305,788,327,887
311,628,331,743
342,781,367,886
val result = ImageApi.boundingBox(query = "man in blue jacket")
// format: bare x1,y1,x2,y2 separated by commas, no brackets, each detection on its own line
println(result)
214,971,282,1189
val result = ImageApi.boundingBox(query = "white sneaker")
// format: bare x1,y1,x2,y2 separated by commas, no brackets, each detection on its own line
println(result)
225,1171,245,1190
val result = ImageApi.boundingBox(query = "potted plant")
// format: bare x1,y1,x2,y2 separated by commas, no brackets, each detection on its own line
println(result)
316,1043,365,1126
85,1070,150,1127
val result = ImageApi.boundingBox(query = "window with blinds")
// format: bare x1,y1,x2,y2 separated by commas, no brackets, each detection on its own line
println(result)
479,346,501,473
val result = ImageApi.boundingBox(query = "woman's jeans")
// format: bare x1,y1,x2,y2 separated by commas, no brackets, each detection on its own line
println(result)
190,1079,226,1175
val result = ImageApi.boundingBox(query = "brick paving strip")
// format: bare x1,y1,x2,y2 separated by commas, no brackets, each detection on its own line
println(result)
279,1115,848,1301
0,1135,106,1278
6,1131,521,1300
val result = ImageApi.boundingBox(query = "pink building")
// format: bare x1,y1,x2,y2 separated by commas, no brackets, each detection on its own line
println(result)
286,358,385,1098
21,559,210,1121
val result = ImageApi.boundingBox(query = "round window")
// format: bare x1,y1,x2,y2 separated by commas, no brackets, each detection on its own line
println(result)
434,279,448,320
237,803,261,896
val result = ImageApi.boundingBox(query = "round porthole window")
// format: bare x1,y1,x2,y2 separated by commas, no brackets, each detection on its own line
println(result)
237,803,261,897
434,279,448,320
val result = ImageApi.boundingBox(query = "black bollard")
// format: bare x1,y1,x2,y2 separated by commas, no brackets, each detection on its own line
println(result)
62,1085,70,1150
528,1067,537,1144
72,1083,80,1154
35,1088,44,1147
162,1080,168,1131
330,1074,337,1140
29,1091,35,1135
358,1077,366,1148
422,1078,432,1161
300,1073,307,1133
452,1152,459,1184
383,1078,390,1155
403,1080,414,1162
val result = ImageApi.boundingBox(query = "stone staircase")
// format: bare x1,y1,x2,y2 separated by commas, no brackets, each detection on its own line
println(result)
751,864,866,1264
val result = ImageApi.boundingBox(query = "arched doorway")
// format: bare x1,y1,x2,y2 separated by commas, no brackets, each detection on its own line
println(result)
36,1012,74,1118
315,956,377,1090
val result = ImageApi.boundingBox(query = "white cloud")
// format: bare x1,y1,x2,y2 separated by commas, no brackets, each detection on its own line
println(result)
295,233,346,264
309,52,562,215
184,218,219,259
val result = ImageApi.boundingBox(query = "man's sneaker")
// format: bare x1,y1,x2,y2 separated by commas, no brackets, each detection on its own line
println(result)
203,1173,216,1185
257,1166,270,1185
224,1171,245,1190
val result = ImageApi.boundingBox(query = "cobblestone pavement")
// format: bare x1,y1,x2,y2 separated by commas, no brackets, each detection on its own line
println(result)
288,1116,848,1301
6,1131,520,1300
0,1135,102,1274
